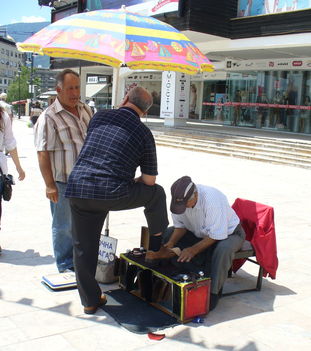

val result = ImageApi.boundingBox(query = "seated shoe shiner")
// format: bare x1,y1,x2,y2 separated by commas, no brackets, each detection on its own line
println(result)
146,176,246,310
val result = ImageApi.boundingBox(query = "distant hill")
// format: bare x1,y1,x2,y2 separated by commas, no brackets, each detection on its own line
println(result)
0,22,50,68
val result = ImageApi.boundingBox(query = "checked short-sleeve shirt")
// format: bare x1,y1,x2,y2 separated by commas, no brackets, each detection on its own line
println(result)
65,107,158,200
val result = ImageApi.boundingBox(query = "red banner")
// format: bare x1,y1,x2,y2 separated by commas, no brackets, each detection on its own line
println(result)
202,102,311,110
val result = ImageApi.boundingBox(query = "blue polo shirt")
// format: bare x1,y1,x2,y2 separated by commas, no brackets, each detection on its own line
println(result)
65,107,158,200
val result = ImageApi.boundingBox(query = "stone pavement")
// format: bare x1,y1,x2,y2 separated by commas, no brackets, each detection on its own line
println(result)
0,117,310,351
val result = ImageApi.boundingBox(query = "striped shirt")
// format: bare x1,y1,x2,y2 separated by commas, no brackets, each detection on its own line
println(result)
172,184,239,240
34,98,92,182
65,107,158,200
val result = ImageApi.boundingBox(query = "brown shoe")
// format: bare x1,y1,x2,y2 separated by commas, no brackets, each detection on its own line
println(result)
84,294,107,315
145,246,177,265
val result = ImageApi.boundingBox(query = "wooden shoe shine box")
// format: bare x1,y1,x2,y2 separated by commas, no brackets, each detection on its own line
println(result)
119,252,211,323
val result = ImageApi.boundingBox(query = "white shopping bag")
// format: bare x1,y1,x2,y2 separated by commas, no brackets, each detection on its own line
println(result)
96,213,118,284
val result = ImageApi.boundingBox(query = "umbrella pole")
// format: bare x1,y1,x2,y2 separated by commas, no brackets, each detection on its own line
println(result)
112,67,120,109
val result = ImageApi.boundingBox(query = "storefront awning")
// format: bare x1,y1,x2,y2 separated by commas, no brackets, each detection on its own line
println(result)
40,90,57,96
11,100,27,105
86,84,107,98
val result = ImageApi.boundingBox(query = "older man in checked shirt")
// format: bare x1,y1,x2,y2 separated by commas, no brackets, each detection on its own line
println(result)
34,69,93,273
66,86,169,314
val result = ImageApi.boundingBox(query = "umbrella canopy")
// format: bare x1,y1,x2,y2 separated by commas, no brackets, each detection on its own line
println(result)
17,7,214,75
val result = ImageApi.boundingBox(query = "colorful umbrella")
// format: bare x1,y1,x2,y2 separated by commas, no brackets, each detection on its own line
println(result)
17,7,214,75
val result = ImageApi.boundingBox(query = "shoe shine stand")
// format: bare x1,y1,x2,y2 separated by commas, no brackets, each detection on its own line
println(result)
118,227,211,323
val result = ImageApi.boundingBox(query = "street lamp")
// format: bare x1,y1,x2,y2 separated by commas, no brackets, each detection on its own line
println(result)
26,53,35,104
18,66,21,119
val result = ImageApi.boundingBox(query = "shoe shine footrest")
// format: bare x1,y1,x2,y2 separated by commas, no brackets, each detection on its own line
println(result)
119,252,211,323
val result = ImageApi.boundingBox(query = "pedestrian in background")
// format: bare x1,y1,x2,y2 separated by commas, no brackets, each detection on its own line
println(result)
0,93,13,123
0,105,25,254
88,100,97,114
30,101,43,126
34,69,93,272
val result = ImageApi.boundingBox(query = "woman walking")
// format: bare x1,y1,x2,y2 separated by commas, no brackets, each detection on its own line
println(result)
0,106,25,254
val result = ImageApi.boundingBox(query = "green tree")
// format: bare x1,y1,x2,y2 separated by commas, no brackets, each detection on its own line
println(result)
7,66,41,106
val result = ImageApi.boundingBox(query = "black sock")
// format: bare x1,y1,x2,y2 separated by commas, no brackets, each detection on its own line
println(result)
210,293,219,311
149,235,162,251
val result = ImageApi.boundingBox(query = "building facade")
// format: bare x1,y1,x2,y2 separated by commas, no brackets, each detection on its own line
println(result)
40,0,311,134
34,67,58,96
0,35,23,94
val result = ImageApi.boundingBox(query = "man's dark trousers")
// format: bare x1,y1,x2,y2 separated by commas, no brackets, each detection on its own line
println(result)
69,182,168,307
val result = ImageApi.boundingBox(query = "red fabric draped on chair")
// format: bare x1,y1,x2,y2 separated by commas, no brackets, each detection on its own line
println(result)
232,198,278,279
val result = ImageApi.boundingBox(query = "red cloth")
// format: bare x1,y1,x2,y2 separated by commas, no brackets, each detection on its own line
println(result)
232,198,278,279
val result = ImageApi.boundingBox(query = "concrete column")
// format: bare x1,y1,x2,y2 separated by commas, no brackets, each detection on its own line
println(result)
111,67,126,109
80,68,87,103
160,71,190,127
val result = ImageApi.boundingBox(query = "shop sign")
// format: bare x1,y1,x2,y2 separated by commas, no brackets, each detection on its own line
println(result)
160,71,176,119
202,71,227,80
85,0,179,16
87,76,98,84
126,73,162,81
277,62,289,67
175,73,190,118
225,58,311,71
87,75,109,84
292,61,303,67
190,73,203,81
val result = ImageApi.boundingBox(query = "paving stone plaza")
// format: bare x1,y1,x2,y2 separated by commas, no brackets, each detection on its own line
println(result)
0,118,310,351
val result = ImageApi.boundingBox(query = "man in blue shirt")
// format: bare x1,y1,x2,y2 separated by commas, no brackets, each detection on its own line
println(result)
66,86,168,314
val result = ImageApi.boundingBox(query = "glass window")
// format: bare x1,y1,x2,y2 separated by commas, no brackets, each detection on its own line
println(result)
227,72,257,127
202,79,228,122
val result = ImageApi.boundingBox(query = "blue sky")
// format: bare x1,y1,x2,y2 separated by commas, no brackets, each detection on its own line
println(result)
0,0,51,26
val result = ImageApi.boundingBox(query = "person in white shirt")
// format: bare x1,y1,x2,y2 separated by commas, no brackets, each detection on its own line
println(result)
0,93,13,122
146,175,245,310
88,100,97,114
0,106,25,254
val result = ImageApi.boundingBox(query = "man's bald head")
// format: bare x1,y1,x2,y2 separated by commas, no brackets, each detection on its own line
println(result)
127,86,153,114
